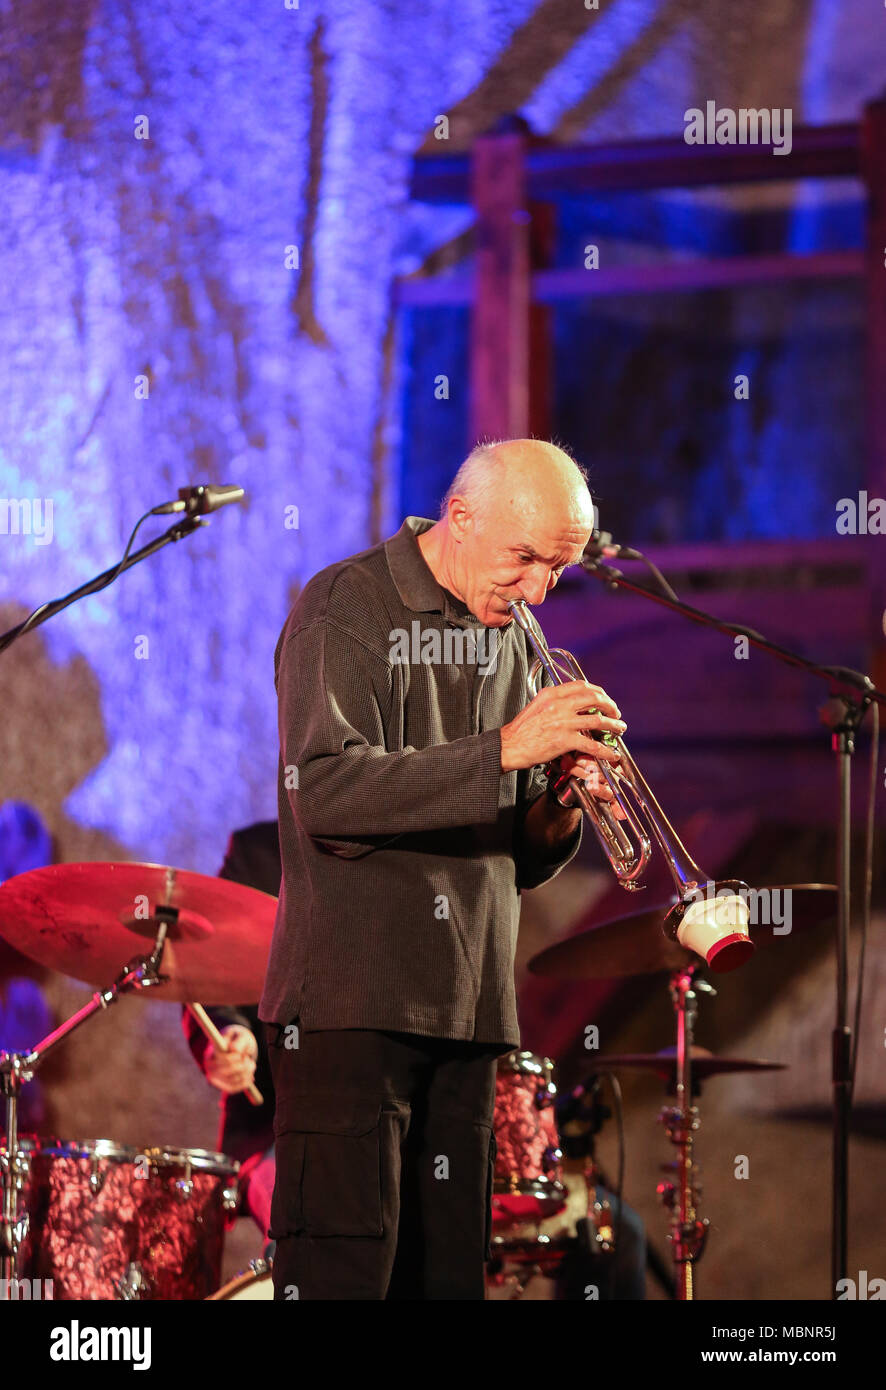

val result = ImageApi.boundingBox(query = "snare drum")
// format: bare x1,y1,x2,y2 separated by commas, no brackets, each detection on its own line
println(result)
207,1258,274,1300
492,1051,566,1226
16,1139,239,1300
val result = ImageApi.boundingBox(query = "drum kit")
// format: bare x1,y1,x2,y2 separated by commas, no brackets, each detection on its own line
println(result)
0,861,276,1302
0,857,836,1301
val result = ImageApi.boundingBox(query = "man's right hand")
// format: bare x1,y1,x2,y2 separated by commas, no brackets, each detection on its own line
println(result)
203,1024,258,1095
500,678,626,773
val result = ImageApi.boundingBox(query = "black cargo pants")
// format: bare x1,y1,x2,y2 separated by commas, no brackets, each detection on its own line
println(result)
265,1025,506,1300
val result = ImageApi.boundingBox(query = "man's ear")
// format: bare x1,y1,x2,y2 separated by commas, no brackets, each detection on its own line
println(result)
447,494,473,543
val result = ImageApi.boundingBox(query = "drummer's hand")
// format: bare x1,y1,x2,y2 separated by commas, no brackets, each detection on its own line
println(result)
204,1025,258,1094
558,753,627,820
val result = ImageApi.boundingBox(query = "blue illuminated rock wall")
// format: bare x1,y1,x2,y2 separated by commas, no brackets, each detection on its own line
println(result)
0,0,544,872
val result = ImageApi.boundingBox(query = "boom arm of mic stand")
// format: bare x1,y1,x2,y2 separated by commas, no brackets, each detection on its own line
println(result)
580,556,883,709
0,515,207,658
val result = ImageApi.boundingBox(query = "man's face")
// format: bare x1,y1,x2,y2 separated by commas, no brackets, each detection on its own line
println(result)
454,503,593,627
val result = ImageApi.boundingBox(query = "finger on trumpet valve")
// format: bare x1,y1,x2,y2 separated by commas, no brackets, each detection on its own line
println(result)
561,756,619,807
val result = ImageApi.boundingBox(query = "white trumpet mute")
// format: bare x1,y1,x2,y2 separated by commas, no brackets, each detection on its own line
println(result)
675,893,754,972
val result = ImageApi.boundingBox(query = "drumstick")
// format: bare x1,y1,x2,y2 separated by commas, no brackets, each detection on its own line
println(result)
187,1002,264,1106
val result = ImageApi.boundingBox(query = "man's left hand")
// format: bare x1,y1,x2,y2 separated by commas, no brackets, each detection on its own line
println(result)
556,753,627,819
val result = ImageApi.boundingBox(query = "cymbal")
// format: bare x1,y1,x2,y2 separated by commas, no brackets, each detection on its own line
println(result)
0,862,277,1004
596,1046,787,1080
528,885,837,980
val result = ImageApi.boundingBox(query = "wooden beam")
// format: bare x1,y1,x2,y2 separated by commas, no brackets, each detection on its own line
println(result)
534,251,863,299
394,251,863,308
528,199,555,441
565,534,861,577
469,129,530,442
412,123,861,204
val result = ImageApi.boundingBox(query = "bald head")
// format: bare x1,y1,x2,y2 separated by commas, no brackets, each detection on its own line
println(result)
420,438,597,626
443,439,595,532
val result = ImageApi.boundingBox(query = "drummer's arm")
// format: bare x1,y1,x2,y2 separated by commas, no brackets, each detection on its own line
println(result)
180,1005,253,1072
180,824,269,1086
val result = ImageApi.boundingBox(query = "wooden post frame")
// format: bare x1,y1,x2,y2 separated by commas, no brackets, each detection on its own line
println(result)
469,127,531,444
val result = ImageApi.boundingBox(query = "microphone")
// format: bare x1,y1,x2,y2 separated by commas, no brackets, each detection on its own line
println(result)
152,484,245,517
555,1074,611,1157
582,528,681,602
583,528,642,563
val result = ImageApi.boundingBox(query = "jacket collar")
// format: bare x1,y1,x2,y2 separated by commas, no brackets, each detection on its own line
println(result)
385,516,488,629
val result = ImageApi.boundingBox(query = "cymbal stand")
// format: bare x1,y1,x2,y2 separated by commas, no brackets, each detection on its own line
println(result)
0,916,171,1293
656,963,712,1299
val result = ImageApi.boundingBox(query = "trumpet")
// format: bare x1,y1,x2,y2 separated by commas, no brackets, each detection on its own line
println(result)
508,599,754,968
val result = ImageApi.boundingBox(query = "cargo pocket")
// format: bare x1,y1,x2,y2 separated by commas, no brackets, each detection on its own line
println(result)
482,1123,497,1261
270,1093,385,1240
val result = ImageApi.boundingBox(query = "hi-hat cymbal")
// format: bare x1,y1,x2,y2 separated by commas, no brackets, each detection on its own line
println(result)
528,885,837,980
596,1046,787,1080
0,862,277,1004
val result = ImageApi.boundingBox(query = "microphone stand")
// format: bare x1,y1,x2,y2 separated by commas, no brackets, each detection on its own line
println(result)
1,919,171,1292
580,549,882,1298
0,507,208,1290
0,514,206,656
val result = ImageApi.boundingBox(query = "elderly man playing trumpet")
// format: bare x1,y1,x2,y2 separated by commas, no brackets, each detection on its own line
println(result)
260,438,625,1300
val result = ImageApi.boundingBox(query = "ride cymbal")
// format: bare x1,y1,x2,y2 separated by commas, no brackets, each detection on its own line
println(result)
0,862,276,1004
594,1046,786,1080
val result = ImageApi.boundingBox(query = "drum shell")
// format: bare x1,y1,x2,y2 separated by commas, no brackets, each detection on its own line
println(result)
492,1051,565,1225
15,1138,239,1300
207,1259,274,1301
